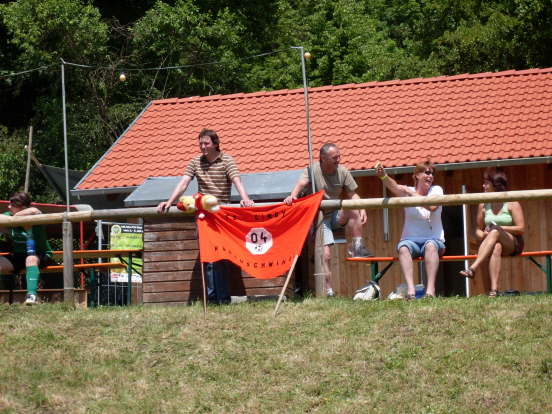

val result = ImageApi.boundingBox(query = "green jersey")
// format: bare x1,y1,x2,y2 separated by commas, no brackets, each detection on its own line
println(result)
3,212,53,257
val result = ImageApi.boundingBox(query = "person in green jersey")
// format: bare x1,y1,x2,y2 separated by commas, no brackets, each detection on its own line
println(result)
459,168,525,297
0,192,53,305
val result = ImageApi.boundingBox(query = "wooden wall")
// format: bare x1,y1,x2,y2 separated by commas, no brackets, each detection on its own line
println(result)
332,163,552,298
142,216,293,305
140,163,550,303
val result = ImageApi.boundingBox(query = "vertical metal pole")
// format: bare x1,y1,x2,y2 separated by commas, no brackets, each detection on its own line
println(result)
383,186,389,242
292,46,315,194
461,185,470,297
293,46,321,296
24,126,33,193
61,60,74,304
61,59,71,210
546,255,551,294
62,215,74,303
126,253,133,305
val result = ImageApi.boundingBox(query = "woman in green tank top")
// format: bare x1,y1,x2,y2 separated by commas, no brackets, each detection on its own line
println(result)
459,168,525,296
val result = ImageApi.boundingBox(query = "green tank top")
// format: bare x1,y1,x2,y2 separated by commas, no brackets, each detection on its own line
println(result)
484,203,513,226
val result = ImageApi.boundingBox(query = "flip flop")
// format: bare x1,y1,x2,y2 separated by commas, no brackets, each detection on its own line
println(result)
459,267,475,279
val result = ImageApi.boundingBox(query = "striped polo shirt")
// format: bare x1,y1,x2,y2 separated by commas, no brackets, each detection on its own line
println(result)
184,152,240,204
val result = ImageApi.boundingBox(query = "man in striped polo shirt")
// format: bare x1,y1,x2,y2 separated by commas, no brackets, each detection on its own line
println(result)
157,128,254,304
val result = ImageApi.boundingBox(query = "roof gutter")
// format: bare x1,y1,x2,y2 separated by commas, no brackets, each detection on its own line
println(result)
351,156,552,176
71,186,137,198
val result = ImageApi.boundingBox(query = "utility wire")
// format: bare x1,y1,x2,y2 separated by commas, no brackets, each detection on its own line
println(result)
1,48,289,79
0,63,58,79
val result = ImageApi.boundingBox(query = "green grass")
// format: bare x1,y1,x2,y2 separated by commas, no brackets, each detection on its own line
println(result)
1,295,551,413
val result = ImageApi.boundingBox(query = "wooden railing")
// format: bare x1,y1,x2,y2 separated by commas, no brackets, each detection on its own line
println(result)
0,189,551,302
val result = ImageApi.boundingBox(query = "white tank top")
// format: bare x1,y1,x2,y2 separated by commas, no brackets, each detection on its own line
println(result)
401,185,445,242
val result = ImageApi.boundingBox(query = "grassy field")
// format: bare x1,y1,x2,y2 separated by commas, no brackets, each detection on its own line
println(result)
1,295,551,414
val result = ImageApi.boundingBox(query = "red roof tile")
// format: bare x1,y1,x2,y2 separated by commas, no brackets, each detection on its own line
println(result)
77,68,552,190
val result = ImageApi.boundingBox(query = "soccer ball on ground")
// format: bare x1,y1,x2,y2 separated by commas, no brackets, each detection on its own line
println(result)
353,281,380,301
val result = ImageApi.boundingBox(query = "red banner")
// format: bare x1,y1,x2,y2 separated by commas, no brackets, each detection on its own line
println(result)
197,191,323,278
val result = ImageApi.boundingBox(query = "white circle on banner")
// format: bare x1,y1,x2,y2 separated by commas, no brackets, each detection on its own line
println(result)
245,228,273,255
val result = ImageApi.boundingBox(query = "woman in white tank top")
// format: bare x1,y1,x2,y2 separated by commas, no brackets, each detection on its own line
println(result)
376,160,445,300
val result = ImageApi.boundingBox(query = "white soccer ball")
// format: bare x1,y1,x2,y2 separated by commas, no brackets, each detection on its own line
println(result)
353,281,380,301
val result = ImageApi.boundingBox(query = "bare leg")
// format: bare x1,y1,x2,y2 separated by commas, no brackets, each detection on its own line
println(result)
0,256,15,274
489,243,503,292
424,243,440,296
341,209,363,238
470,229,515,272
398,246,415,296
323,244,333,293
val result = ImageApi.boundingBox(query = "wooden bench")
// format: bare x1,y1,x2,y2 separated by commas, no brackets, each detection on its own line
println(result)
0,249,142,306
347,250,552,294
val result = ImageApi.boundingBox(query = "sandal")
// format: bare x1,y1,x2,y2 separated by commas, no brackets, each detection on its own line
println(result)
405,294,416,301
488,289,498,297
422,293,436,299
459,267,475,279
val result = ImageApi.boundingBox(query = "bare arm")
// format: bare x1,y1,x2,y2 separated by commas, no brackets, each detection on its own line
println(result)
232,176,254,207
284,177,309,205
374,163,415,197
13,207,42,216
157,175,192,213
475,203,487,242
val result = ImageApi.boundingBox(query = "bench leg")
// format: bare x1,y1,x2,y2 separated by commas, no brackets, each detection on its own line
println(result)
527,255,552,294
372,261,395,284
546,255,551,294
126,254,133,306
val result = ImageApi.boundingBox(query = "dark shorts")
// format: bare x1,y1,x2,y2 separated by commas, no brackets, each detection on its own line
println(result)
511,235,524,256
6,253,55,273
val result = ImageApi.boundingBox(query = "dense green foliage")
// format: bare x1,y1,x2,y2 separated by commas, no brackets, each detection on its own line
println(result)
1,0,551,201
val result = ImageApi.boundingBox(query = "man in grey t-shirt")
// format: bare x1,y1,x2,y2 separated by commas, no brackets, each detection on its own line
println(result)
284,143,372,297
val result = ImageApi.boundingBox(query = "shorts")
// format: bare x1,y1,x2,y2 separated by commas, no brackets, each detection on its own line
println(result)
397,238,445,259
322,210,345,245
6,253,55,274
511,235,524,256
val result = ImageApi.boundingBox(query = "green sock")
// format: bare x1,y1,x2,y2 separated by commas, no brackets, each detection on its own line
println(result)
26,265,40,295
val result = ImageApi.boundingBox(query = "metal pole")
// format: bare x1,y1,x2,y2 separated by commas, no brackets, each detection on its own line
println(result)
126,253,133,305
461,185,470,297
292,46,315,194
61,59,70,210
61,59,75,303
24,126,33,193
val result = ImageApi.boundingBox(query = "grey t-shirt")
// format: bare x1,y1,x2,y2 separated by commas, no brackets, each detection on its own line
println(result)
300,162,358,200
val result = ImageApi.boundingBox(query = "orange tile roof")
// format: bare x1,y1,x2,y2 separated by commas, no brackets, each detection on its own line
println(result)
77,68,552,190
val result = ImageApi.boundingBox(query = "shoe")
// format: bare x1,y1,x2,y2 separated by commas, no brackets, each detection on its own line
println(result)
347,243,374,258
488,289,498,297
422,293,436,299
25,293,38,306
459,267,475,279
405,294,416,301
326,288,335,297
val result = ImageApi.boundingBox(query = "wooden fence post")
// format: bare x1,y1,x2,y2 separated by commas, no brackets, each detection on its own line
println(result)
314,210,326,297
62,216,74,303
